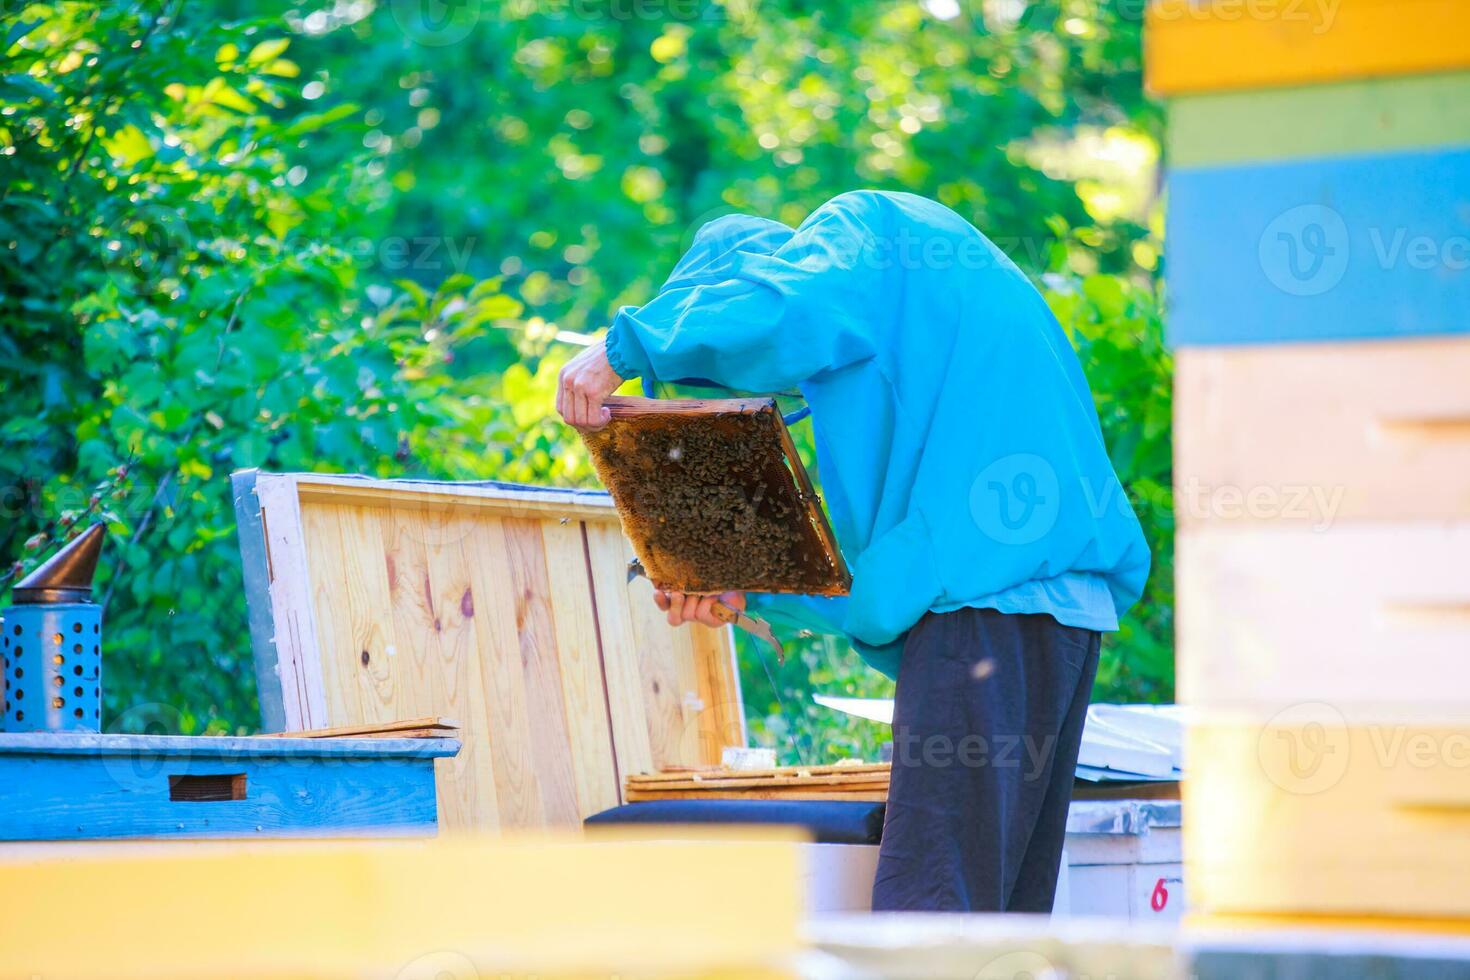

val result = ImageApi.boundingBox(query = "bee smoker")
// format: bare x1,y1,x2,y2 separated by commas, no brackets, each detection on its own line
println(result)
2,523,106,733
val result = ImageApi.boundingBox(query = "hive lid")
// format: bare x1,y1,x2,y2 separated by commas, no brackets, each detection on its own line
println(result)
12,523,106,604
579,396,851,596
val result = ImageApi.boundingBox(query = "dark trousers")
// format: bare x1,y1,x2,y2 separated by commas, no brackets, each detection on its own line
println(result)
872,606,1101,913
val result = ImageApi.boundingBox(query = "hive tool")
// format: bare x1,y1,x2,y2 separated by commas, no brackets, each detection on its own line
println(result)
625,557,785,664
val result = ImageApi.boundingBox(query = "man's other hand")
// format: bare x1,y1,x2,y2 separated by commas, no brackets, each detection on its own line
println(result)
653,590,746,629
556,339,623,429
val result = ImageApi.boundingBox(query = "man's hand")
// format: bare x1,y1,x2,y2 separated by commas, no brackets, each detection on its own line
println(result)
556,339,624,429
654,590,746,629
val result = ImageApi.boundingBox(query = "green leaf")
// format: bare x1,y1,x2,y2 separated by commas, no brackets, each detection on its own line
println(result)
282,102,358,137
246,38,290,66
103,125,153,167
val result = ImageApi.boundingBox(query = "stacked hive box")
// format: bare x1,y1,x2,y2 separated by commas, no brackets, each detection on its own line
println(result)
1149,1,1470,924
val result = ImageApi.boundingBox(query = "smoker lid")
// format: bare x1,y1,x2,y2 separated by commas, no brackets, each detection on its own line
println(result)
11,523,106,605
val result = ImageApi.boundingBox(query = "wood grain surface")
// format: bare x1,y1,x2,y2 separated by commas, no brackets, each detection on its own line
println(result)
258,475,745,832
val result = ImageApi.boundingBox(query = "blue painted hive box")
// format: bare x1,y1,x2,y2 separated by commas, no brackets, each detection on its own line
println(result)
0,732,458,841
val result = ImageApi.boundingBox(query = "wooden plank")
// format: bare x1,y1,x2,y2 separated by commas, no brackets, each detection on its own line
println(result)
461,516,545,827
1146,0,1470,96
296,500,363,728
585,519,657,780
320,504,404,727
693,620,748,760
300,502,514,831
775,411,852,588
382,504,518,830
0,732,459,758
380,507,448,722
1167,72,1470,168
1188,717,1470,919
585,518,745,770
417,509,501,831
541,518,622,818
0,833,805,978
252,474,327,729
501,518,582,826
1174,338,1470,525
255,717,457,739
604,395,776,417
1177,523,1470,710
1189,912,1470,937
1166,147,1470,346
0,749,443,841
231,471,289,732
625,789,888,802
628,787,890,800
629,775,889,790
626,566,706,768
627,763,890,783
292,474,615,520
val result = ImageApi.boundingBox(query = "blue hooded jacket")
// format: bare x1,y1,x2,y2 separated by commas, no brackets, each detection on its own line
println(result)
604,191,1150,678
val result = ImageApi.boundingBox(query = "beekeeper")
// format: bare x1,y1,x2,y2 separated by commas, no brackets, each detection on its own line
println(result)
556,190,1149,913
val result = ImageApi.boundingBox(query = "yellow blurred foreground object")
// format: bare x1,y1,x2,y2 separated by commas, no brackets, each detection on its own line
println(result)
0,829,804,979
1146,0,1470,95
1187,717,1470,921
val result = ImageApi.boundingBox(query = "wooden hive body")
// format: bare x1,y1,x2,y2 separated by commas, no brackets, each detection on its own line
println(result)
1152,0,1470,924
233,471,745,832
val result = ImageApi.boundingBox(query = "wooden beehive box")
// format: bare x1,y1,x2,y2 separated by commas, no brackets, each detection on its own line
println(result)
580,396,850,596
232,471,745,832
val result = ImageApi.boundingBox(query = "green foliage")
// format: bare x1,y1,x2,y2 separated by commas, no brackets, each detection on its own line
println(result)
1048,273,1174,703
3,0,1170,749
212,0,1159,332
0,2,575,731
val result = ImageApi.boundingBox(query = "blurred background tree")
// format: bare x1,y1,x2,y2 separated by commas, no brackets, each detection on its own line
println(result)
1,0,1170,753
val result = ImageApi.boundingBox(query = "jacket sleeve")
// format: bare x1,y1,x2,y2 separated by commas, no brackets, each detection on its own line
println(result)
604,209,881,392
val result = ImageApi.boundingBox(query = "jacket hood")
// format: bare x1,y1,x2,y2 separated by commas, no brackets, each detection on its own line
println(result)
664,214,795,288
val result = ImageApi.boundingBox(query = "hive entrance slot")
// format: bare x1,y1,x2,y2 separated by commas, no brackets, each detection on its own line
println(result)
168,773,247,802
